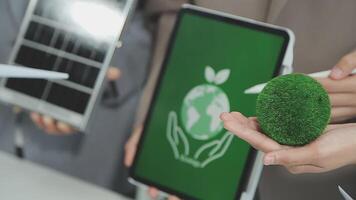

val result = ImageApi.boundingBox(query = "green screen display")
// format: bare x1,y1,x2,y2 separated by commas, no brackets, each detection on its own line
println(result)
133,10,286,200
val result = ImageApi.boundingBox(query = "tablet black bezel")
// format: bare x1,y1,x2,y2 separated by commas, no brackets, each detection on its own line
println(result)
130,5,290,200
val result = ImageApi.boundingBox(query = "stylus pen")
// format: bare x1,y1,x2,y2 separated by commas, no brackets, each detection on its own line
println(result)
244,69,356,94
0,64,69,79
338,185,354,200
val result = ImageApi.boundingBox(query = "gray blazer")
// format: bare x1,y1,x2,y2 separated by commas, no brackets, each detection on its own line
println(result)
0,0,152,195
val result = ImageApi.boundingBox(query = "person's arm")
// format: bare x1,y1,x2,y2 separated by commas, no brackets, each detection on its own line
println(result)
144,0,189,18
125,1,187,199
133,0,188,126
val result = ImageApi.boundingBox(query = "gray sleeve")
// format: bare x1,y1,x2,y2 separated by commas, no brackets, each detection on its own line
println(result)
105,13,153,109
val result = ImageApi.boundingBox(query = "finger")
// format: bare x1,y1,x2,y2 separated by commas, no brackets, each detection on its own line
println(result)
30,112,46,130
124,144,136,167
168,195,181,200
148,187,159,199
57,122,76,135
229,112,248,123
124,140,137,167
132,125,143,137
325,123,356,132
220,112,281,152
316,76,356,93
230,113,281,151
247,117,261,131
325,124,344,132
264,146,317,166
229,112,260,131
106,67,121,81
329,93,356,107
287,165,324,174
331,107,356,123
124,126,143,167
330,51,356,79
42,115,59,134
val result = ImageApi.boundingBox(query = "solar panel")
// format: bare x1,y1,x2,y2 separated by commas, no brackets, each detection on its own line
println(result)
0,0,136,131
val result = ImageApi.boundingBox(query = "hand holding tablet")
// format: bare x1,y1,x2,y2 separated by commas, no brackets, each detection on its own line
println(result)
129,4,294,200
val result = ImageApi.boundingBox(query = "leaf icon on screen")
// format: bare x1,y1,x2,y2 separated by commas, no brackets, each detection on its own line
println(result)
205,65,215,83
214,69,230,85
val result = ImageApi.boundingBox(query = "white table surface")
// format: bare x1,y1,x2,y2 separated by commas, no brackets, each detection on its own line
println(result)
0,152,131,200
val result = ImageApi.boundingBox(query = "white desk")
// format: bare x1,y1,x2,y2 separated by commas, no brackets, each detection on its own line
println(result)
0,152,130,200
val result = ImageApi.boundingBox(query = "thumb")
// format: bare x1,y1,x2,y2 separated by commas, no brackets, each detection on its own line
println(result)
124,126,142,167
330,51,356,80
168,196,181,200
263,146,316,166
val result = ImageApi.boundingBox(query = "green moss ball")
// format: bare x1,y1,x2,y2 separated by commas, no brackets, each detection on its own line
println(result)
256,73,331,146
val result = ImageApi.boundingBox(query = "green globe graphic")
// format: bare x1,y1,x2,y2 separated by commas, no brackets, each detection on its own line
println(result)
181,84,230,140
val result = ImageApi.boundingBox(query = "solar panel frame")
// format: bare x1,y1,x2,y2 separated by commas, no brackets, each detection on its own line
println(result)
0,0,136,131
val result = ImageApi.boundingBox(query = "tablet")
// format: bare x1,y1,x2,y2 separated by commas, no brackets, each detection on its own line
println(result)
130,5,293,200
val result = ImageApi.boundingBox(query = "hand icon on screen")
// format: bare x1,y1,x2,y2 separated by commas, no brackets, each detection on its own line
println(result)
167,111,233,168
194,132,233,168
167,111,190,159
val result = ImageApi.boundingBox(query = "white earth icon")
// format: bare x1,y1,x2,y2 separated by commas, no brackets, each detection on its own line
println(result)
180,66,230,140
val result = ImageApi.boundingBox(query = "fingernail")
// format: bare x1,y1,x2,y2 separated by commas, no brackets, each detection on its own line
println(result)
264,154,275,165
220,112,233,121
330,67,343,79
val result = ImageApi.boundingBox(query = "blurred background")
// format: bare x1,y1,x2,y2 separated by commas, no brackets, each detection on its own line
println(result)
0,0,152,199
0,0,355,200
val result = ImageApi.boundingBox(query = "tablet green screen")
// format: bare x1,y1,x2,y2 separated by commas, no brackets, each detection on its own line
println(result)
133,11,286,200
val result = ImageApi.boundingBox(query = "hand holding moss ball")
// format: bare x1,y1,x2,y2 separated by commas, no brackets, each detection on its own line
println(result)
256,73,331,146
